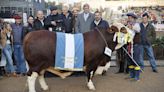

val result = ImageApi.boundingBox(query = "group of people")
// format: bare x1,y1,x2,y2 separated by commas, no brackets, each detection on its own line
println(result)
0,3,158,82
117,12,158,81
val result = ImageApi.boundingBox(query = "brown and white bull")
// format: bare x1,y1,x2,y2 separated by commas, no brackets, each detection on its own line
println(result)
23,25,127,92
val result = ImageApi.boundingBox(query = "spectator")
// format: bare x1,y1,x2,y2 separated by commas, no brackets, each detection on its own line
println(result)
23,15,35,38
45,6,64,32
34,10,46,30
161,14,164,24
75,3,94,33
139,13,158,73
1,22,17,77
90,11,109,30
0,18,4,79
11,15,27,76
61,5,73,33
72,7,79,33
126,13,141,81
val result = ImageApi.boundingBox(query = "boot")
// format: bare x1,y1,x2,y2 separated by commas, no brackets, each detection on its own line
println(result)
129,65,135,78
134,66,141,81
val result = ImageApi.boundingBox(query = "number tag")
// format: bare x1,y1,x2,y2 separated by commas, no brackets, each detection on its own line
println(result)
104,47,112,57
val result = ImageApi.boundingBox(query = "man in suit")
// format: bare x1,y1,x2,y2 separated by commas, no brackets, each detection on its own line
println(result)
75,4,94,33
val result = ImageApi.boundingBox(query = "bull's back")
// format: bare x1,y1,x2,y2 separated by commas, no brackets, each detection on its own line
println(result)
23,30,56,70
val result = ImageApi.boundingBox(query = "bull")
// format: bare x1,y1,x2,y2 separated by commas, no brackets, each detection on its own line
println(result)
23,25,126,92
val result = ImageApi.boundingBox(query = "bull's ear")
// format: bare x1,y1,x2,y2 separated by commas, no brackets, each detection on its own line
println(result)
110,25,119,32
120,27,128,33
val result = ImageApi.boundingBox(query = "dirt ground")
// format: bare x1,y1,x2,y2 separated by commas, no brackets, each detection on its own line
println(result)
0,67,164,92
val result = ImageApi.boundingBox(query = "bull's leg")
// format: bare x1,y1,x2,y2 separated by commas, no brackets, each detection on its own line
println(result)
102,62,111,75
38,70,49,91
87,71,95,90
27,72,38,92
46,67,72,79
104,61,111,71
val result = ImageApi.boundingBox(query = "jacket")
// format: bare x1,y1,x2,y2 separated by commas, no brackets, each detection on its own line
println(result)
140,22,156,45
75,12,94,33
44,13,64,32
61,11,73,33
33,18,46,30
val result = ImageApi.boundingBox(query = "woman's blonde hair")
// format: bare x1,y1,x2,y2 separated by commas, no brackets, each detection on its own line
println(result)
3,22,12,33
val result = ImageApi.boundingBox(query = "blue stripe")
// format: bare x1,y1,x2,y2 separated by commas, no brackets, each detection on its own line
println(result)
55,32,65,68
74,33,84,69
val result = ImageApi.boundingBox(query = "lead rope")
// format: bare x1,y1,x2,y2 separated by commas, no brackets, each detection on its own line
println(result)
122,47,144,73
95,27,109,48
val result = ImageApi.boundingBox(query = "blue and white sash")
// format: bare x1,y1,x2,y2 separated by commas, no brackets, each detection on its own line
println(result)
55,32,84,71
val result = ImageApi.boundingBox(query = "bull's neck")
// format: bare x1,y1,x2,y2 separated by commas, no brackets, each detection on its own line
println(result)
99,30,116,51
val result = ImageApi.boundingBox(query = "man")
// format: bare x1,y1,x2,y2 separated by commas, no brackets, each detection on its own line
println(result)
61,5,73,33
139,13,158,73
11,15,27,76
126,13,141,81
75,4,94,33
45,6,64,32
90,11,109,30
34,10,46,30
72,7,79,33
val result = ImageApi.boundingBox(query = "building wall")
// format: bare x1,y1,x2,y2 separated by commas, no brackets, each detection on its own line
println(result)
0,0,45,17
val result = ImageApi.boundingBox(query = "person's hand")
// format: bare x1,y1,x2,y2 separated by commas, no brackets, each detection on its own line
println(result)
51,21,56,26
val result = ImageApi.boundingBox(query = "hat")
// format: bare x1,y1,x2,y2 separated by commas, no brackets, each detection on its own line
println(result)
13,15,22,19
50,6,58,11
127,13,137,19
142,13,149,18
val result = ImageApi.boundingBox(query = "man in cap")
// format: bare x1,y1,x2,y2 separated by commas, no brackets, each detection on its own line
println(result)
45,6,64,32
11,14,27,76
139,13,158,73
126,13,141,81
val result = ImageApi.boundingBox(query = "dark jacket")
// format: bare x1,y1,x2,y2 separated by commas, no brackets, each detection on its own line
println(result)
90,19,109,30
23,23,34,38
33,18,46,30
44,13,64,32
61,11,73,33
140,22,156,45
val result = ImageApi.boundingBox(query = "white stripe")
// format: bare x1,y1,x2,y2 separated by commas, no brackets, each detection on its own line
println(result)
64,34,75,69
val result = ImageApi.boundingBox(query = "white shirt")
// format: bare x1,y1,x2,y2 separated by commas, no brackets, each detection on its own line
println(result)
84,13,89,21
94,20,101,26
40,19,44,26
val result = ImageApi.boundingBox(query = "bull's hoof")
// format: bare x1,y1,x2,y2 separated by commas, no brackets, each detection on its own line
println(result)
42,87,50,92
61,72,73,79
102,70,107,76
87,82,96,90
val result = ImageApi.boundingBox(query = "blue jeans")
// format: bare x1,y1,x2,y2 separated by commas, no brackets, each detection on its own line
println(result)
3,44,15,73
139,45,157,70
13,44,27,73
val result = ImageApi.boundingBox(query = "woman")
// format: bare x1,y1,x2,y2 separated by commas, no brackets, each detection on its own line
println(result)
23,15,35,38
1,22,17,77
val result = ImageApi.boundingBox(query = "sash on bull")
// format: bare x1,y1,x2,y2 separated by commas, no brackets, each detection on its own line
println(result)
23,24,133,92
